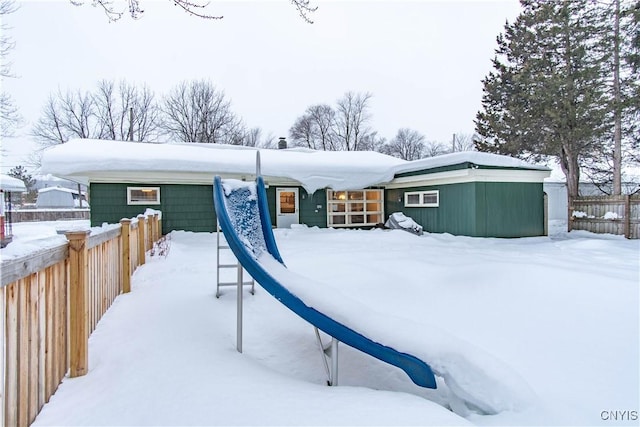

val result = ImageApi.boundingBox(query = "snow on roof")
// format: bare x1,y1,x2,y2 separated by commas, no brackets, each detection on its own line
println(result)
41,139,407,193
41,139,549,193
38,186,80,195
0,174,27,192
393,151,550,175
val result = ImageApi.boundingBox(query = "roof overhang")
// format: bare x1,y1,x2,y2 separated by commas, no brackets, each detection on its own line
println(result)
384,167,551,189
63,170,303,188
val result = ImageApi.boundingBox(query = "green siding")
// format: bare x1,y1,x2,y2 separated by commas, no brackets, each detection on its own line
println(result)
476,182,545,238
91,183,328,233
91,181,544,237
300,189,327,228
385,182,545,238
386,183,478,236
90,183,216,235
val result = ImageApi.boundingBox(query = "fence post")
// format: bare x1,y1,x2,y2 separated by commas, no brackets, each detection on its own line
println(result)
567,198,574,232
137,215,146,266
153,213,160,241
624,195,631,239
66,230,90,378
120,219,132,293
146,214,153,251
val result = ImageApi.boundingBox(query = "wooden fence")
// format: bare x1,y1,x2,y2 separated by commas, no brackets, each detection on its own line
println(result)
569,195,640,239
0,211,162,427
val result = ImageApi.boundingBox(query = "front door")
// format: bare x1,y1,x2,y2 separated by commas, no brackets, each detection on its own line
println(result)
276,188,299,228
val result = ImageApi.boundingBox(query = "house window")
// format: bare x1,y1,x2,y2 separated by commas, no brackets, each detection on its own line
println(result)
327,189,383,227
127,187,160,205
404,190,439,207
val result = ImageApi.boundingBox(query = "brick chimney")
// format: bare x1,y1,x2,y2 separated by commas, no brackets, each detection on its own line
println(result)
278,137,287,149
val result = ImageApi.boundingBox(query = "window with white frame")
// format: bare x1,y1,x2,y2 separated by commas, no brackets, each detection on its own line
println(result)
127,187,161,205
327,189,384,227
404,190,439,207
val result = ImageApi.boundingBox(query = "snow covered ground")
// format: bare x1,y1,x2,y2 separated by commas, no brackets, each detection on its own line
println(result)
4,220,638,426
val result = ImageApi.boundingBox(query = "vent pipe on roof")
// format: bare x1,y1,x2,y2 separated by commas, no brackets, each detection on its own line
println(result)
278,137,287,149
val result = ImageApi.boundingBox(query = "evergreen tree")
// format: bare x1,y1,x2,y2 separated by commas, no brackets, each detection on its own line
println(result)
582,0,640,194
475,0,608,204
7,165,36,203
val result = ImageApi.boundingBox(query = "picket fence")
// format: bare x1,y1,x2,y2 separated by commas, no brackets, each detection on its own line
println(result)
569,195,640,239
0,211,162,427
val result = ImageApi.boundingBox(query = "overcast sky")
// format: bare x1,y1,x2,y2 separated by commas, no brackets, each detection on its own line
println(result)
1,0,522,174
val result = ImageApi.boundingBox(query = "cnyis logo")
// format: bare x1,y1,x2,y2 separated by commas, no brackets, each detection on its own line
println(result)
600,410,639,421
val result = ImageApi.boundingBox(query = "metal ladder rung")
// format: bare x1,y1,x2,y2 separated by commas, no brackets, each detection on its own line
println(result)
218,281,254,287
219,264,239,268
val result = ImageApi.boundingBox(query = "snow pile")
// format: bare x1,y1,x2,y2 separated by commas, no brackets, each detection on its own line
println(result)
392,151,550,175
604,212,620,220
0,174,27,192
16,222,637,426
385,212,424,235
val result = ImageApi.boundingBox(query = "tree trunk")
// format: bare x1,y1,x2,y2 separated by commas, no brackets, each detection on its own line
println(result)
613,0,622,195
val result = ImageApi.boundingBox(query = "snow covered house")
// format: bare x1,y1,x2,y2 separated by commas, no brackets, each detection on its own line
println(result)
41,139,551,238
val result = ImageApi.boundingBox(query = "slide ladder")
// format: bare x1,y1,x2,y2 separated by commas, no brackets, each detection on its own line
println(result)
216,221,254,298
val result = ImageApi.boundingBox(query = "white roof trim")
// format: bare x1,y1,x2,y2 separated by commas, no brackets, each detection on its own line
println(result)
385,168,551,189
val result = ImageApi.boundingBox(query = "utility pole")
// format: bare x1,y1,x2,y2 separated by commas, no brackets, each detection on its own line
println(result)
128,107,134,141
452,133,456,152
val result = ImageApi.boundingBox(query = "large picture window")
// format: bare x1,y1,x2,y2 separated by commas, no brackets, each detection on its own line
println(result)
327,189,383,227
404,190,439,207
127,187,161,205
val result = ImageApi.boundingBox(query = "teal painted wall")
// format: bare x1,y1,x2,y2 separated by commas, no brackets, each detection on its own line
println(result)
90,183,216,234
475,182,545,237
300,189,328,228
90,183,328,233
385,182,545,237
385,183,478,236
91,181,543,237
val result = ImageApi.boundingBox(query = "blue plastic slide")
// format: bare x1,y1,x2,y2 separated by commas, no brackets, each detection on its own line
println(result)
213,174,437,389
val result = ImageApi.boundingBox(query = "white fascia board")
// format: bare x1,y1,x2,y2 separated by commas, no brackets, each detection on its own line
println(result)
78,171,301,187
384,168,551,189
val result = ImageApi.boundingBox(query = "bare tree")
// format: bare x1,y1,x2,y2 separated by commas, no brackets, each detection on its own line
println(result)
289,104,336,150
32,89,99,147
162,79,241,144
1,0,21,137
423,140,449,157
289,114,316,148
71,0,317,22
307,104,336,150
32,79,161,147
333,91,374,151
450,133,477,152
240,126,277,148
381,128,425,160
94,79,162,141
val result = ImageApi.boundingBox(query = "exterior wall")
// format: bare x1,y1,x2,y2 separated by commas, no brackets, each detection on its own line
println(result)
385,182,545,237
91,181,544,237
300,188,328,228
91,183,328,234
36,190,75,208
90,183,216,234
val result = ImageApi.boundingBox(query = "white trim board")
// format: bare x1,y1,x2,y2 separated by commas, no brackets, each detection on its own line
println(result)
384,168,551,189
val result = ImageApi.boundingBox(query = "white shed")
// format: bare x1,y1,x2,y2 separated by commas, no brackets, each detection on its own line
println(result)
36,187,88,208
